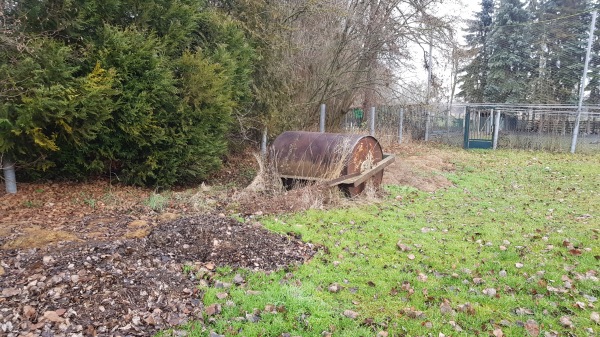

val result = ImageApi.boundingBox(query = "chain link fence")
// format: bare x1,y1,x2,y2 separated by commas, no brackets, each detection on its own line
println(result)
339,104,600,153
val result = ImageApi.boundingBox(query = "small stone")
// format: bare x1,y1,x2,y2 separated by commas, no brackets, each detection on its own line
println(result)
216,292,228,299
378,331,389,337
333,261,340,267
407,254,415,260
233,274,245,284
205,262,215,270
591,311,599,324
515,263,524,269
343,310,359,319
499,270,507,277
499,245,507,251
43,255,55,265
473,277,484,285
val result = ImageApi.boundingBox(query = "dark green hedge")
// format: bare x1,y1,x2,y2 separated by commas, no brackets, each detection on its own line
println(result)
0,0,255,187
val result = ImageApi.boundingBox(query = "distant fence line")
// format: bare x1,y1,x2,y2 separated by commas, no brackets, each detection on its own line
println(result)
337,104,600,153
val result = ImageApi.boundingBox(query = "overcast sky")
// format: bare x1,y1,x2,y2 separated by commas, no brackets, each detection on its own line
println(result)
398,1,482,102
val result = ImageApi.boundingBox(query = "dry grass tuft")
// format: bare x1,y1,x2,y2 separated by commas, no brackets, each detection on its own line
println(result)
2,226,80,250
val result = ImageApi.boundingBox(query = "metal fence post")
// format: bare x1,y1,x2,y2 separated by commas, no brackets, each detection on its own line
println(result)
320,104,326,133
424,108,430,141
571,10,597,153
260,127,268,156
398,108,404,144
370,107,376,137
493,110,501,150
463,107,470,149
2,158,17,194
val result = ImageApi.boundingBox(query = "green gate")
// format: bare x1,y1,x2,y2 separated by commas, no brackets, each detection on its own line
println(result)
464,106,494,149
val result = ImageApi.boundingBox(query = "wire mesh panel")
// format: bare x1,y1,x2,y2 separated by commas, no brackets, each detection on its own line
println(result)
494,105,600,152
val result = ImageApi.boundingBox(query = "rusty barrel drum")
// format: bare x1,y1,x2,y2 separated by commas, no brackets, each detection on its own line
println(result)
271,131,384,196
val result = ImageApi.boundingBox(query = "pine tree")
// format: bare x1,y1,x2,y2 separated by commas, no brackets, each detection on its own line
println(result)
485,0,533,103
458,0,495,103
534,0,591,104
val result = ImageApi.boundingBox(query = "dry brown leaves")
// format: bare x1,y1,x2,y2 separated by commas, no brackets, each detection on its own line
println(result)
0,215,317,336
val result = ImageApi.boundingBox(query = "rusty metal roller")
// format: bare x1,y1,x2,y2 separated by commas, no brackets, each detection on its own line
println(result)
271,131,393,196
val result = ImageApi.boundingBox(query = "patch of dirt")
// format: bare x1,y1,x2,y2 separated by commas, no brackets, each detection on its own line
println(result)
0,181,154,249
0,215,317,336
383,144,455,192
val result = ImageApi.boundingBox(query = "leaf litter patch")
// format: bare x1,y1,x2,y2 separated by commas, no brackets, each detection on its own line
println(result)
0,214,317,336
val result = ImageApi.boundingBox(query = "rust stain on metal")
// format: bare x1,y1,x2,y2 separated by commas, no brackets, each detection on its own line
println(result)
271,131,386,196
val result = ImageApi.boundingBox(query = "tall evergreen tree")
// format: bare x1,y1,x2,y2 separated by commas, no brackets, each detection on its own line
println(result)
531,0,591,104
485,0,533,103
458,0,495,103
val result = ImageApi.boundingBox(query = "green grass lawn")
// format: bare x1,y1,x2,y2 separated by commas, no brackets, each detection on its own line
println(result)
172,148,599,337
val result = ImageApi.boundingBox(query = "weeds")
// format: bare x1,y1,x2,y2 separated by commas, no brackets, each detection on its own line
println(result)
84,197,96,208
145,193,169,212
189,149,599,337
22,200,41,208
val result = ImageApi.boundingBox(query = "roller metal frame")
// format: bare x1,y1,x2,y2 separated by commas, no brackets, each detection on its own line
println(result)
277,153,395,188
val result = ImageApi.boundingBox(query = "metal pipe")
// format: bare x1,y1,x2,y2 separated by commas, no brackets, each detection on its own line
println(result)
571,10,597,154
3,159,17,194
261,127,267,156
398,108,404,144
320,104,326,133
463,107,470,149
370,107,376,136
493,110,501,150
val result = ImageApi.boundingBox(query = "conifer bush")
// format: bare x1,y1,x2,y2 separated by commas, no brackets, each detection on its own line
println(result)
0,0,256,187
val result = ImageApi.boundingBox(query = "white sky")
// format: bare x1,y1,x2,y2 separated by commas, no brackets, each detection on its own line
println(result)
399,0,482,102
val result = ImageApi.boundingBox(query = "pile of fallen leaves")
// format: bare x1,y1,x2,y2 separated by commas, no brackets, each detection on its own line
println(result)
0,215,317,336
